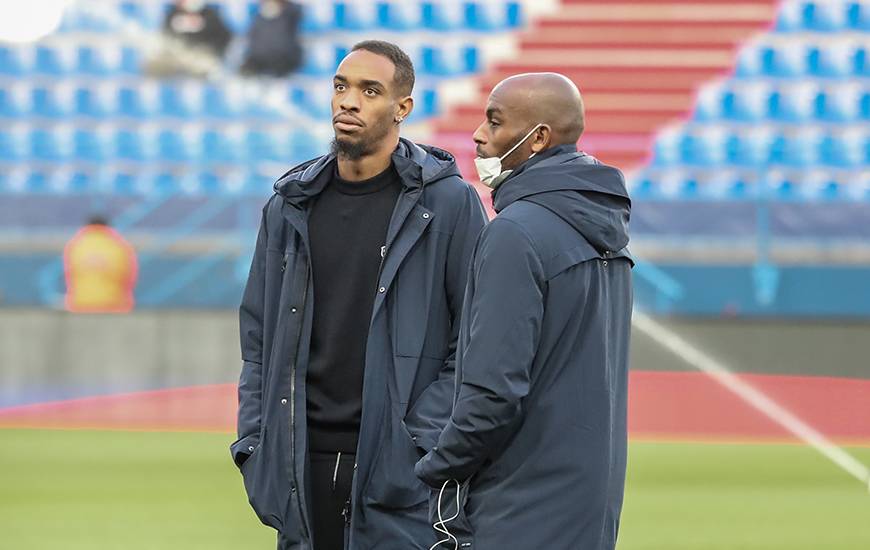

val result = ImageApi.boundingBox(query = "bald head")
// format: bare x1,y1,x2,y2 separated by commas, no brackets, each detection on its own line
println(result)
473,73,586,173
490,73,585,144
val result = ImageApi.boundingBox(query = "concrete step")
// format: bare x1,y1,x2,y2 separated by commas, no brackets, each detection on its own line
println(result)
523,23,765,48
550,3,776,24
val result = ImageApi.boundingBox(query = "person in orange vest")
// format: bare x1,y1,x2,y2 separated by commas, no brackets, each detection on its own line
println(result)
63,216,138,313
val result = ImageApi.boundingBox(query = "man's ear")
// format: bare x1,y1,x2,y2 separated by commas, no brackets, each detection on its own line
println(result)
530,124,552,153
395,95,414,124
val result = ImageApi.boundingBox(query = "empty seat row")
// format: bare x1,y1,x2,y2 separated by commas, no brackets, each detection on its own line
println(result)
0,79,441,120
0,81,301,120
0,125,330,164
117,0,524,34
0,167,278,197
631,168,870,201
0,44,140,76
694,80,870,122
735,38,870,78
775,0,870,33
653,124,870,168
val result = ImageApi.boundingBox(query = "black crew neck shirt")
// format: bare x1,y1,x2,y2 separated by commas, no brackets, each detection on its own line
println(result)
306,162,402,453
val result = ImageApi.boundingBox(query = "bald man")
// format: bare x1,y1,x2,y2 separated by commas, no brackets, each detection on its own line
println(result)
415,73,633,549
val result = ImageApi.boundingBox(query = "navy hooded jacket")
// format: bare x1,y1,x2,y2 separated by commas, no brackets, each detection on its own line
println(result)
231,139,487,549
415,145,634,550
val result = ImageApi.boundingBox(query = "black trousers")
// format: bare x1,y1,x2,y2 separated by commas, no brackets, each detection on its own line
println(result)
308,451,356,550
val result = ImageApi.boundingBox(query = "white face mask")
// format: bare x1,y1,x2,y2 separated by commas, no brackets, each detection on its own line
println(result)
474,123,542,190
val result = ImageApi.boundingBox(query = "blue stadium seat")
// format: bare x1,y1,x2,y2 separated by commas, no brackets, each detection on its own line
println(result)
0,127,27,162
761,42,807,77
419,43,479,76
726,127,776,167
300,2,336,32
74,85,117,118
465,1,516,31
679,127,728,167
804,1,849,31
722,82,771,121
300,42,339,76
807,42,854,77
334,1,378,30
77,45,120,75
245,129,283,162
31,85,72,118
418,87,439,117
290,84,331,119
377,1,422,30
34,45,72,75
119,46,141,74
73,128,112,162
421,0,464,31
0,85,30,118
157,127,202,162
201,128,240,164
814,84,863,121
158,83,202,118
0,46,29,76
855,46,869,76
118,84,159,118
774,1,803,32
30,128,72,161
769,129,823,167
769,82,817,122
115,127,155,161
848,1,870,30
818,128,866,167
202,85,238,119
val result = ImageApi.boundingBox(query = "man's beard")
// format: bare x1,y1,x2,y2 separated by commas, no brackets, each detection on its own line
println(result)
331,117,393,160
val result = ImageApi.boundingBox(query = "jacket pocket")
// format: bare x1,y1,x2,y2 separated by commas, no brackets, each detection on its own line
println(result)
240,427,285,530
428,480,474,548
364,405,429,509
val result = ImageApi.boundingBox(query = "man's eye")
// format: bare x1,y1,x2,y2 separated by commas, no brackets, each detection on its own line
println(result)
364,89,377,96
489,120,500,127
334,84,346,92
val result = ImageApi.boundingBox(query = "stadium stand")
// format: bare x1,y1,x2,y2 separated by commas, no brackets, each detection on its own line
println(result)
1,0,869,315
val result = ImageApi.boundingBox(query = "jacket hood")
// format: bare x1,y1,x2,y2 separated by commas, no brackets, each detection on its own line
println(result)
273,138,462,206
492,145,631,253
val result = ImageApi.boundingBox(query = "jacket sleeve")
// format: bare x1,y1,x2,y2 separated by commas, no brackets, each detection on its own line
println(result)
403,183,488,453
230,207,268,468
415,217,545,486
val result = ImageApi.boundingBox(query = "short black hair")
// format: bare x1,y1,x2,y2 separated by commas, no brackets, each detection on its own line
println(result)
350,40,415,97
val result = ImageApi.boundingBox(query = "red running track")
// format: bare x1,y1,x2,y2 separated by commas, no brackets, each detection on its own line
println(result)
0,373,867,444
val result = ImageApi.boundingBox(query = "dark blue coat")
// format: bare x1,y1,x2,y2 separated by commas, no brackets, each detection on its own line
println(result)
415,145,634,550
231,139,487,549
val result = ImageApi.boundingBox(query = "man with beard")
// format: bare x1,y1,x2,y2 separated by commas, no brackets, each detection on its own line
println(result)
415,73,634,550
231,40,487,550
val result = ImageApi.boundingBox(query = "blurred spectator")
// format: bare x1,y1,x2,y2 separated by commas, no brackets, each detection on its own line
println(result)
240,0,303,77
63,216,138,314
144,0,233,78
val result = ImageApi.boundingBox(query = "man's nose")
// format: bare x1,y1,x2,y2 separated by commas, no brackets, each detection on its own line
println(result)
339,89,361,112
472,121,487,146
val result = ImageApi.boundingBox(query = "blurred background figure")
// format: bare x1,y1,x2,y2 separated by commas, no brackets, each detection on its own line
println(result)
144,0,232,78
239,0,303,77
63,215,138,313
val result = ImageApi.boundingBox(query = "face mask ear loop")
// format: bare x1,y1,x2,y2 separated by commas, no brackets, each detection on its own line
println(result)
499,123,544,162
429,479,461,550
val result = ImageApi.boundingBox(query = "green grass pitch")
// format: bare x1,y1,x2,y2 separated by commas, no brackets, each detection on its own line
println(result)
1,429,868,549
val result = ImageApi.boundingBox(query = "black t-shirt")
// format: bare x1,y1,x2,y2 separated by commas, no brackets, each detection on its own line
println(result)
306,162,402,453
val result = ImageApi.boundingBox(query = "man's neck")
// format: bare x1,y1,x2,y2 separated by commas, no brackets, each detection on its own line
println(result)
336,138,398,182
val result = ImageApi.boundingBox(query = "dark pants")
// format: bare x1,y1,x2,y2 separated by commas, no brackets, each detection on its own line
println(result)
308,451,355,550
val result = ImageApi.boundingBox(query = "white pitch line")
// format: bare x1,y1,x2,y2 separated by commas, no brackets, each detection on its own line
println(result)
632,311,870,490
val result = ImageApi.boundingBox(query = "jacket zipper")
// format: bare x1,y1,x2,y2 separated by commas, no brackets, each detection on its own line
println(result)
290,255,311,543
